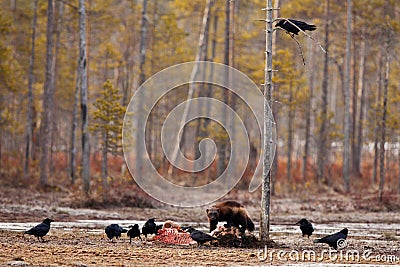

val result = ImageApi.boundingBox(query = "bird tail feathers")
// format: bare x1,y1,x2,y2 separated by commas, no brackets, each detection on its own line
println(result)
304,25,317,31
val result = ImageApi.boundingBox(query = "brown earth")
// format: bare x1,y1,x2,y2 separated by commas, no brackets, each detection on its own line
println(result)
0,185,400,266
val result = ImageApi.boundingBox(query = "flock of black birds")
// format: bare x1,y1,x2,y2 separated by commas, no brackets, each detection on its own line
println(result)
24,217,348,250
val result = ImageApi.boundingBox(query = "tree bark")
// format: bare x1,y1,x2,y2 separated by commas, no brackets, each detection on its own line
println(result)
354,32,366,176
378,27,391,202
24,0,38,179
102,131,108,200
167,0,213,177
136,0,148,180
286,82,294,183
260,0,273,244
343,0,352,193
317,0,330,187
217,0,230,176
302,39,315,186
373,51,383,184
39,0,56,187
79,0,90,194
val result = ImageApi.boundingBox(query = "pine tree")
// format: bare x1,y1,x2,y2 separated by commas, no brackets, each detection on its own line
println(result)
91,80,126,197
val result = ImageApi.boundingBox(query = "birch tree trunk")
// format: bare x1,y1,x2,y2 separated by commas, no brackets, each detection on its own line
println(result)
24,0,38,179
102,131,108,200
167,0,213,177
372,51,383,184
378,27,391,202
217,0,230,176
39,0,55,187
302,39,315,186
79,0,90,194
260,0,273,244
136,0,148,180
343,0,351,193
354,32,366,176
70,66,80,184
317,0,330,186
286,82,293,183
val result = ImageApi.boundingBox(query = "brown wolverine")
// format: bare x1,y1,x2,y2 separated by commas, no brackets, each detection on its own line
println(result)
206,201,255,233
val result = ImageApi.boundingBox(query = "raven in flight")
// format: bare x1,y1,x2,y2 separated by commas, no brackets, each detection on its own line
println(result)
276,19,316,35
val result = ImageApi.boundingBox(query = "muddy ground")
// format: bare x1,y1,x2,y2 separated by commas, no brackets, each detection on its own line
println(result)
0,186,399,266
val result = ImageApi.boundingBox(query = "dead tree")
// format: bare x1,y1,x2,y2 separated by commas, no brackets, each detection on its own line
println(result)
343,0,351,193
378,24,392,202
260,0,273,245
24,0,38,179
39,0,56,187
79,0,90,193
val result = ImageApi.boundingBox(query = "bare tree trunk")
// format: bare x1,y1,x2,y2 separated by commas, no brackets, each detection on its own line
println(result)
270,0,280,196
343,0,352,193
286,82,294,183
39,0,56,187
378,27,391,202
227,0,236,177
79,0,90,194
302,39,315,186
167,0,213,177
354,32,366,176
260,0,273,244
136,0,148,180
373,51,383,184
317,0,330,187
217,0,230,176
398,129,400,194
70,68,80,184
24,0,38,179
194,2,211,171
102,132,108,200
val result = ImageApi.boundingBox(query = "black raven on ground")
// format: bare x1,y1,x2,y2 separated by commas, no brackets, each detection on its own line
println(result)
24,218,54,242
186,227,216,247
314,228,348,249
127,224,141,243
142,218,157,238
105,224,127,242
296,218,314,238
275,19,316,35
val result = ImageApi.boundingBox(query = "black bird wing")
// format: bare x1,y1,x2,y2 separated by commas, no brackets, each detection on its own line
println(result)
105,225,115,239
190,230,216,244
314,232,346,248
25,223,50,237
276,19,316,35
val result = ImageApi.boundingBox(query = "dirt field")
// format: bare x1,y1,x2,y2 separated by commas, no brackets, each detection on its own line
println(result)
0,186,399,266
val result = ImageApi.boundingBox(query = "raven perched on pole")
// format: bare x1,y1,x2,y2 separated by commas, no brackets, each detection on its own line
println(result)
275,19,316,35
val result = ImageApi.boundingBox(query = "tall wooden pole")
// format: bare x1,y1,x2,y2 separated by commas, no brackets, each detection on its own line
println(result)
260,0,273,244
